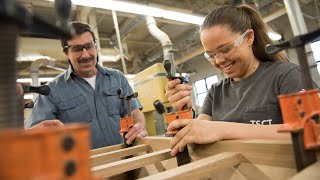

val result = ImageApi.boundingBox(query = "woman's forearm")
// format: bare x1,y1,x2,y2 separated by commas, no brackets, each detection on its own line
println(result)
219,121,290,140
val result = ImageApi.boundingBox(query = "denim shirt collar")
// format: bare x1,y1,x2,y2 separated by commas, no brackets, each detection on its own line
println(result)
64,63,110,81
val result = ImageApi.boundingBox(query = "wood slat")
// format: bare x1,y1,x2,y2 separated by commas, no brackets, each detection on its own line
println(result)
91,144,151,167
290,161,320,180
90,144,125,156
140,152,248,180
92,149,172,177
137,137,295,168
235,163,271,180
136,137,171,151
189,140,296,168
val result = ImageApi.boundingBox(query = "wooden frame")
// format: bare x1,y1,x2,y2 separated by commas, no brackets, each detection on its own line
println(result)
90,137,320,179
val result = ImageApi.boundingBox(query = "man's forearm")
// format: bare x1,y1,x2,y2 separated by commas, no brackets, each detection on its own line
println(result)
131,109,146,127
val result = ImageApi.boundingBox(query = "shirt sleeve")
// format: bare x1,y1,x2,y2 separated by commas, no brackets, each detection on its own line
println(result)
200,86,214,117
279,65,319,94
25,94,57,128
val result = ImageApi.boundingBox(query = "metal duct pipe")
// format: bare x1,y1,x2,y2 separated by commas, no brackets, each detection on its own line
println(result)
30,59,68,100
112,10,128,74
31,59,68,86
146,16,176,74
0,21,21,129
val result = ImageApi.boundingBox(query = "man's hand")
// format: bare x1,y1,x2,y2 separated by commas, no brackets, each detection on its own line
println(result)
165,79,193,110
125,123,148,145
168,119,223,156
30,120,64,129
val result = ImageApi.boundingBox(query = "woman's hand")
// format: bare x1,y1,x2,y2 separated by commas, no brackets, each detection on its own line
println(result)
168,119,224,156
165,79,193,110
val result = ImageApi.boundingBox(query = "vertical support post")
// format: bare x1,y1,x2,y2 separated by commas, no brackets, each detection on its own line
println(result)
88,11,103,67
0,21,21,129
283,0,320,85
112,10,128,75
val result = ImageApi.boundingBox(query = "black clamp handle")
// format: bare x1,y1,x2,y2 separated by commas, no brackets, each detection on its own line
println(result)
22,84,50,96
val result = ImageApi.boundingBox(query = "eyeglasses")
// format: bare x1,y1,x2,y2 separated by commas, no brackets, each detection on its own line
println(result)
64,41,96,53
204,29,250,62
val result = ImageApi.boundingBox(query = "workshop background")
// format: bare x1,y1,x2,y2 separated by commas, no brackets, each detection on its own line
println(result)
18,0,320,135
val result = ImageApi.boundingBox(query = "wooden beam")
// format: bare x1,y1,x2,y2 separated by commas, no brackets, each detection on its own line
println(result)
91,144,151,167
135,137,171,151
136,137,296,168
137,137,295,168
290,161,320,180
189,140,296,168
263,7,287,23
175,47,204,65
235,163,271,180
140,152,253,179
92,149,172,177
90,144,125,156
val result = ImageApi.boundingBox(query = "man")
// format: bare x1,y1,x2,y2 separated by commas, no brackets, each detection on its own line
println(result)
25,22,147,149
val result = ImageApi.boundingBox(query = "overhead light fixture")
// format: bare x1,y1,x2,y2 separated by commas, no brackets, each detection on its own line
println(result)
268,31,282,41
100,55,117,62
311,41,320,63
17,77,54,83
45,0,204,25
24,94,34,100
125,74,136,79
17,54,55,61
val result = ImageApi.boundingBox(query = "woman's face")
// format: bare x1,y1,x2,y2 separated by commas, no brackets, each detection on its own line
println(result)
200,25,258,81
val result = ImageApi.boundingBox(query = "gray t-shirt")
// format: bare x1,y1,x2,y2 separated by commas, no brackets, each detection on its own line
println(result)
201,61,312,125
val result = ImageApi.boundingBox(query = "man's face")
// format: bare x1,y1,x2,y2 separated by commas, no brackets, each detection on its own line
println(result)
65,31,97,78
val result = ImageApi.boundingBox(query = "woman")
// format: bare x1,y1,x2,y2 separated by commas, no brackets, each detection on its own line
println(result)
165,5,315,156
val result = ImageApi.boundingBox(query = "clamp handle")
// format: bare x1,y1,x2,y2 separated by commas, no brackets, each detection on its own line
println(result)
22,84,50,96
163,60,188,83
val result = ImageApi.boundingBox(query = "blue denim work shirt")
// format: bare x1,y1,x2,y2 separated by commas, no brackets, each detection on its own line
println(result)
26,64,141,149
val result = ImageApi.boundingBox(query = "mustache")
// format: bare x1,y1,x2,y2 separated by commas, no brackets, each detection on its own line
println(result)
79,56,94,63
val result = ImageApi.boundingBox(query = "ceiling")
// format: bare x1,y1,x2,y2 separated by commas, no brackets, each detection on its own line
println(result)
15,0,320,79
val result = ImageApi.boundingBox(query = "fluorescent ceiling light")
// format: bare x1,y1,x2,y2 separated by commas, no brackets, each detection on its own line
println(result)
268,31,282,41
125,74,136,79
100,55,117,62
17,54,55,61
24,94,34,100
46,0,204,25
181,73,187,77
17,77,54,83
311,41,320,62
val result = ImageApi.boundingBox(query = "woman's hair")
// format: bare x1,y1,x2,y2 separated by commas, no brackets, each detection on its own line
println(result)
200,5,287,62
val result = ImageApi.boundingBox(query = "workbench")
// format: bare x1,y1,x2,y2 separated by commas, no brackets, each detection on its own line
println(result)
90,136,320,179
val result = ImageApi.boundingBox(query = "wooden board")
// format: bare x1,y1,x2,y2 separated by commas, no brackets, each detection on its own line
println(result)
89,137,320,179
290,161,320,180
91,144,151,167
90,144,125,156
188,139,295,168
139,152,270,180
92,149,173,177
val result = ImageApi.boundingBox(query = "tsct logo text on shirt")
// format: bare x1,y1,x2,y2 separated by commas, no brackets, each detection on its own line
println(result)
250,119,272,125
